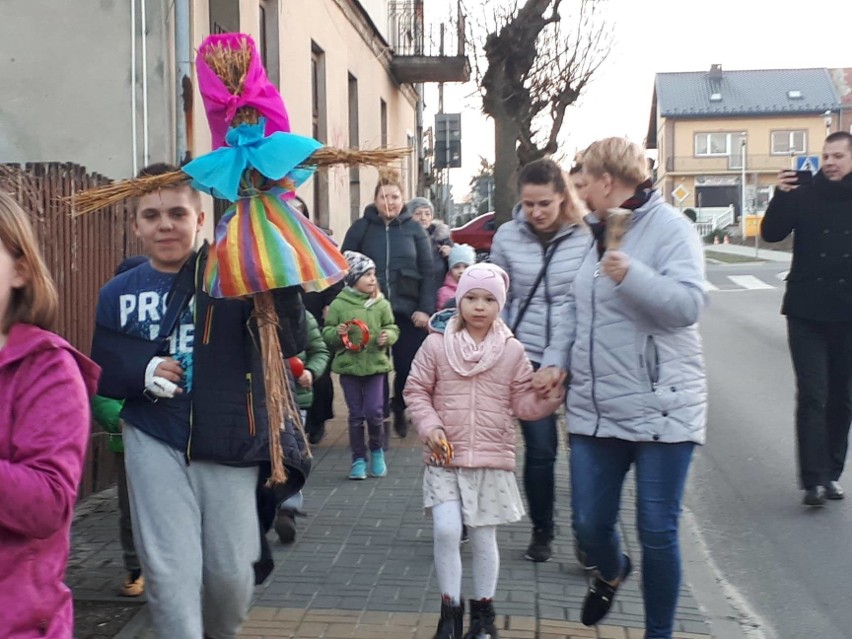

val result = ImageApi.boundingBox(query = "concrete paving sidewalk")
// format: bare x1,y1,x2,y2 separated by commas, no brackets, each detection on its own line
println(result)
71,402,721,639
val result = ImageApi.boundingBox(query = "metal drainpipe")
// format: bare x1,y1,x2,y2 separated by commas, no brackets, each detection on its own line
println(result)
174,0,191,164
130,0,138,175
141,0,149,165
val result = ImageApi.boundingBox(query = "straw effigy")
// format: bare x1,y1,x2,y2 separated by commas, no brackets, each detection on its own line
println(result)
67,147,410,217
70,36,410,484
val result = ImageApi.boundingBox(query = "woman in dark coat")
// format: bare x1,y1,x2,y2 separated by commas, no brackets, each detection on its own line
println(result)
342,173,436,438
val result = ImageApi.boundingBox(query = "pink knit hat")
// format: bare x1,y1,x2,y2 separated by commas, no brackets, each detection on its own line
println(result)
455,263,510,310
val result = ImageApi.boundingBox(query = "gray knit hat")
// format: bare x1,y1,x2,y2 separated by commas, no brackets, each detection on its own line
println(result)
343,250,376,287
407,196,434,214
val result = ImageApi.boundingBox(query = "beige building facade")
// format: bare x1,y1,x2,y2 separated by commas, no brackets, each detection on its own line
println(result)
0,0,467,239
648,66,841,222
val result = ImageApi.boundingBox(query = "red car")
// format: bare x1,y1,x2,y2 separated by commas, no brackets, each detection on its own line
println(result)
450,212,495,261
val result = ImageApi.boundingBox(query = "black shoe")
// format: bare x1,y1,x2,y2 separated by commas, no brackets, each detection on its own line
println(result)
803,486,826,506
393,409,408,438
524,528,553,562
434,596,464,639
581,554,632,626
826,481,845,500
274,509,298,544
463,598,497,639
307,421,326,445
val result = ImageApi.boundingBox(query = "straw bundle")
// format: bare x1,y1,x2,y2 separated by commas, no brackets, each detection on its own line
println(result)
67,147,411,217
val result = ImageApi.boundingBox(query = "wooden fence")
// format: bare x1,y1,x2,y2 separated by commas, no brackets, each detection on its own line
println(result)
0,162,141,499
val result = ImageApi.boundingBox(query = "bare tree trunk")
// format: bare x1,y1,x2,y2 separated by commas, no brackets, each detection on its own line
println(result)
493,115,520,225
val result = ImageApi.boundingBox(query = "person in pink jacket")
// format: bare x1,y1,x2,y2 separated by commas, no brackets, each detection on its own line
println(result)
0,192,100,639
404,263,563,639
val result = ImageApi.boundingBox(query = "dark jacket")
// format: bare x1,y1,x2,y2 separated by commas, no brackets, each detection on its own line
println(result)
92,243,307,466
427,221,452,299
341,204,437,317
761,172,852,322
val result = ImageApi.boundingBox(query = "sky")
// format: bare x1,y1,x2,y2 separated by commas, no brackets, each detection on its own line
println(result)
422,0,852,200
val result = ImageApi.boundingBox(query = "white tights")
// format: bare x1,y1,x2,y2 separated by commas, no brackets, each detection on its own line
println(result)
431,500,499,602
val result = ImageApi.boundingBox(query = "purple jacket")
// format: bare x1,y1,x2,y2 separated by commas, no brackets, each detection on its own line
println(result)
0,323,99,638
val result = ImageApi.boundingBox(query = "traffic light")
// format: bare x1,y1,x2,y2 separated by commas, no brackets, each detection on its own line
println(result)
434,113,461,169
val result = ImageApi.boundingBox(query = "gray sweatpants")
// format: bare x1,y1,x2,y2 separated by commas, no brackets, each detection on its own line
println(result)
123,424,260,639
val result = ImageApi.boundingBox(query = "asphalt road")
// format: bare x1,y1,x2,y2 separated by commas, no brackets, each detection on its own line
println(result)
688,262,852,639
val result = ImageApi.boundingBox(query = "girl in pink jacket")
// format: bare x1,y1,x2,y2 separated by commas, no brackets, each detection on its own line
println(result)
0,193,99,639
404,263,563,639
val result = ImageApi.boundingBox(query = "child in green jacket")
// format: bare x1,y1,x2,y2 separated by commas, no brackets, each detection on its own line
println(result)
90,395,144,597
293,313,331,417
273,312,331,544
323,251,399,480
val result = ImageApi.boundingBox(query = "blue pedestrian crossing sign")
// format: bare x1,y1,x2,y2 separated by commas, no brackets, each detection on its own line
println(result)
794,155,820,173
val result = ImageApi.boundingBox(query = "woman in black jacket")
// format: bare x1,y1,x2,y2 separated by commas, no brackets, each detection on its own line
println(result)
342,172,436,438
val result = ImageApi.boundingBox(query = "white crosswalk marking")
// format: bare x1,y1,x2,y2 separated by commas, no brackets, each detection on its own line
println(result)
704,281,719,291
726,275,774,290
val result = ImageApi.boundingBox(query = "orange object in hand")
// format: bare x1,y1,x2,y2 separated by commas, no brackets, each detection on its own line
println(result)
429,438,454,467
288,357,304,378
342,319,370,351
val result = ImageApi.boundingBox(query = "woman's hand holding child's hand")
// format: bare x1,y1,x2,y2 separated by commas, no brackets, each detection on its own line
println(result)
532,367,567,401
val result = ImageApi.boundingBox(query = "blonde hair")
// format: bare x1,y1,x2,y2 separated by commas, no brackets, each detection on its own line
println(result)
581,137,649,187
0,192,59,332
373,166,404,198
562,174,589,226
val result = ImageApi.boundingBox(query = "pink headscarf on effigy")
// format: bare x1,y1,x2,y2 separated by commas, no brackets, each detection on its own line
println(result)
196,33,291,149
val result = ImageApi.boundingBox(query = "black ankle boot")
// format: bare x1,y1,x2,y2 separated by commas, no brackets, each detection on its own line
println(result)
393,407,408,438
463,599,497,638
434,596,464,639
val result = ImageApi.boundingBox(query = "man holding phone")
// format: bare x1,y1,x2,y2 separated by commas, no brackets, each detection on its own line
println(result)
762,131,852,507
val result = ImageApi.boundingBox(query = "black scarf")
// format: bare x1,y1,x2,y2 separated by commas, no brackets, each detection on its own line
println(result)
591,179,655,258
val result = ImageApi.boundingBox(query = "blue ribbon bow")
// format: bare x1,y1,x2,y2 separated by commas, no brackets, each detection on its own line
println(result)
183,118,323,202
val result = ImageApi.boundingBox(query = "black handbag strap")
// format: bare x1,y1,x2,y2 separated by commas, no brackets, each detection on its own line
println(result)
511,236,566,334
157,251,198,341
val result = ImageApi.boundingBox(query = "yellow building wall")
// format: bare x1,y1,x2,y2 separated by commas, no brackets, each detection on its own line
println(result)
658,113,831,211
279,1,417,238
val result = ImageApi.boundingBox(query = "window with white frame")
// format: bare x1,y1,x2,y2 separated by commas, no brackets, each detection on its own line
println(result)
695,132,745,157
771,130,807,155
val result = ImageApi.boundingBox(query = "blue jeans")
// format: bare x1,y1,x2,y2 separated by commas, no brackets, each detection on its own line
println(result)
569,435,694,639
519,412,558,533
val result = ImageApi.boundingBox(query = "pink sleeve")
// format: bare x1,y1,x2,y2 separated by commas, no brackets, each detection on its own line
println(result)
0,349,90,539
436,286,451,310
509,344,563,421
403,335,445,441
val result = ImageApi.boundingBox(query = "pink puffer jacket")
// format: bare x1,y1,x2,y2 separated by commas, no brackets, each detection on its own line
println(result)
0,324,99,639
404,316,561,470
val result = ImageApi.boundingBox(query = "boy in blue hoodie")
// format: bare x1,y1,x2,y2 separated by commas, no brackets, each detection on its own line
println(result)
91,164,306,638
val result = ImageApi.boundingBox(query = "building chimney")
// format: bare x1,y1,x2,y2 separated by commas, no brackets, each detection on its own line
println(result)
709,64,723,81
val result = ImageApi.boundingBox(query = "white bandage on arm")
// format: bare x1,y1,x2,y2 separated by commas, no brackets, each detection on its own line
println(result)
145,356,179,399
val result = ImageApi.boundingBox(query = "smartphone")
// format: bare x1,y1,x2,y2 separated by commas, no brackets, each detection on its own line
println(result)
794,170,814,186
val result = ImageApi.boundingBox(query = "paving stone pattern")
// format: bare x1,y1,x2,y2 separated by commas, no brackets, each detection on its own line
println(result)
70,399,712,638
